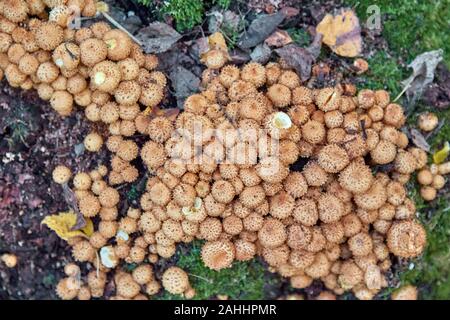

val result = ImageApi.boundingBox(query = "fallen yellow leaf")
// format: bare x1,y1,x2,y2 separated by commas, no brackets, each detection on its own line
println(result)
42,211,93,241
208,32,229,53
433,141,449,164
316,9,362,57
200,32,230,63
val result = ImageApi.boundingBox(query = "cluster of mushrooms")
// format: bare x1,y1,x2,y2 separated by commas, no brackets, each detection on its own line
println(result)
0,0,437,300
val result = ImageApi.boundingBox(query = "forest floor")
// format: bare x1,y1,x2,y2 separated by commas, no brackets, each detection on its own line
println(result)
0,0,449,300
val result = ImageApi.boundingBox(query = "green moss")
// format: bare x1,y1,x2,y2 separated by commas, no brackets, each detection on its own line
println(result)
359,51,405,96
345,0,450,300
136,0,204,32
346,0,450,67
156,241,278,300
212,0,231,10
287,28,311,47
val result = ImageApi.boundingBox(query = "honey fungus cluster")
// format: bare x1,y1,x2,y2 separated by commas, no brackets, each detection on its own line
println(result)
1,0,430,300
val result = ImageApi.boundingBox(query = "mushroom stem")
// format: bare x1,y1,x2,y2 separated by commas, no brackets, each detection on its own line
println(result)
100,12,142,47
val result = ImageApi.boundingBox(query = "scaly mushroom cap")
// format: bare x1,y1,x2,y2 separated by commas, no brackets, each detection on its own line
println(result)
147,116,174,143
387,220,426,258
317,144,350,173
339,160,373,194
241,62,266,87
50,90,73,116
72,240,95,262
35,22,64,51
80,38,108,67
141,140,167,171
52,165,72,184
103,29,132,61
0,0,29,23
139,82,164,107
52,42,80,70
201,240,235,271
90,60,121,92
219,65,240,88
267,83,291,107
258,218,287,249
162,267,190,295
56,277,79,300
115,273,140,299
202,49,227,69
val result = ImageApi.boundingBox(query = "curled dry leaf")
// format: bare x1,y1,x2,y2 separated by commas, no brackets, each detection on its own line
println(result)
62,183,86,230
169,66,201,108
136,22,182,54
237,10,288,49
410,128,431,152
250,43,272,64
265,29,293,47
316,9,362,57
399,49,443,106
42,211,94,241
275,33,322,82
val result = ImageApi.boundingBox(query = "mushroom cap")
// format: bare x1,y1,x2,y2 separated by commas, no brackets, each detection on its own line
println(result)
256,156,289,184
302,161,328,187
141,140,167,171
270,191,295,219
201,240,235,271
52,165,72,184
184,93,208,115
241,62,266,87
115,273,140,299
292,198,318,226
139,82,164,107
53,42,80,70
162,267,190,295
267,84,291,107
103,29,132,61
72,240,95,262
73,172,92,190
371,140,397,164
211,180,236,204
278,70,300,89
348,232,373,256
37,61,60,83
302,120,326,144
219,65,240,87
317,193,344,223
338,160,373,194
18,53,39,75
283,172,308,199
0,0,29,23
78,193,100,217
35,22,64,50
116,139,139,162
234,239,256,261
90,60,121,92
258,218,287,248
80,38,108,67
387,220,426,258
202,49,227,69
56,277,79,300
317,144,350,173
394,150,417,174
84,132,103,152
239,185,266,209
50,90,73,116
199,217,222,241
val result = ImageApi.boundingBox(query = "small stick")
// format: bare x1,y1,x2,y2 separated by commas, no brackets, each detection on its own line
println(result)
101,11,143,46
188,273,213,284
